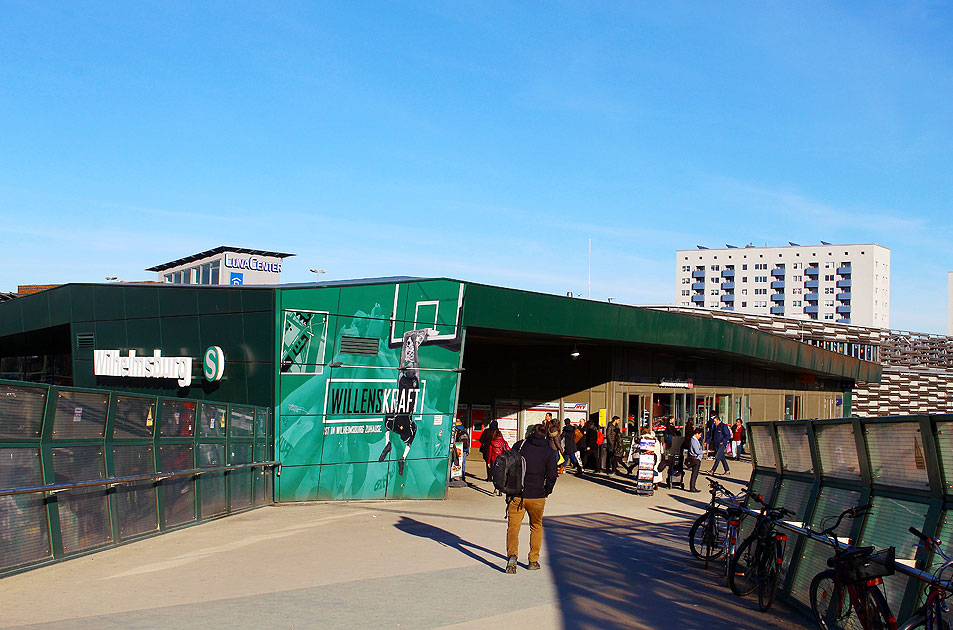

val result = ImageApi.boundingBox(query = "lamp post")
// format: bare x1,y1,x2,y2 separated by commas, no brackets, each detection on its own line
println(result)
309,269,326,282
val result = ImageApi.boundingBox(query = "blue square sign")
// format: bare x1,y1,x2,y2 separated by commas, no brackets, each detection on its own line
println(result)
230,272,244,285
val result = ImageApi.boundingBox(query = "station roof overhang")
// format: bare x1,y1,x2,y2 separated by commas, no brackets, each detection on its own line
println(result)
460,282,881,384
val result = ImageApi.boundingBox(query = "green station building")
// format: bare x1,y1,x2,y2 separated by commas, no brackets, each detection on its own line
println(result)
0,277,879,502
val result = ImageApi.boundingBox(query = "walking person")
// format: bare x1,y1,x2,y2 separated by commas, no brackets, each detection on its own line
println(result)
505,423,558,573
479,420,499,481
606,416,622,474
707,416,732,476
687,426,703,492
452,416,470,479
561,418,582,474
731,419,744,461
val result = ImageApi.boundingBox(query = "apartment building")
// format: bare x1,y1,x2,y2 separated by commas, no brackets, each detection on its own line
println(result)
675,243,890,328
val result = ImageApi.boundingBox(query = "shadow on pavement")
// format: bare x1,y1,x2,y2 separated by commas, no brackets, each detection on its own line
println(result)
543,512,807,630
394,516,508,572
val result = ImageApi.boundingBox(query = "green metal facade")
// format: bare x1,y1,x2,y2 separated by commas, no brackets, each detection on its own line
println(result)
0,278,880,504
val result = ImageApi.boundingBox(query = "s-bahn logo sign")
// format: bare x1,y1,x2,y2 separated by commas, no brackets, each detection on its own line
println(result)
203,346,225,382
93,346,225,388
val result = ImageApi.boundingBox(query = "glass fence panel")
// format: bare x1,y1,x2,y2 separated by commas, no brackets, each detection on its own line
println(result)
198,444,226,517
158,444,195,527
0,447,51,570
112,445,158,539
229,407,254,438
52,446,111,554
860,495,931,618
777,423,813,474
160,400,196,437
0,384,46,439
788,485,863,607
254,441,266,504
774,477,814,585
865,422,930,490
815,423,861,481
228,443,253,511
113,396,156,439
739,472,777,543
933,421,953,492
199,404,226,439
255,408,267,438
52,391,109,440
749,425,777,469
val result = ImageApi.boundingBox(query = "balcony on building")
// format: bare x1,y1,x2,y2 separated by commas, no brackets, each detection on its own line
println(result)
804,305,818,314
770,281,785,289
805,292,819,301
771,268,785,277
837,266,852,275
692,282,705,290
770,306,785,315
836,279,852,288
837,318,850,324
805,267,819,276
836,292,852,301
721,269,735,278
720,294,735,303
691,295,704,303
721,306,734,311
770,293,785,302
805,280,819,289
721,281,735,290
692,270,705,279
836,305,851,314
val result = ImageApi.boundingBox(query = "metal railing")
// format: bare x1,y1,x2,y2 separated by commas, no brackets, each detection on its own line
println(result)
0,461,279,497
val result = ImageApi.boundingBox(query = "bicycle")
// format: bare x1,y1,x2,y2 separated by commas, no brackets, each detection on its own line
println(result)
688,478,745,570
900,526,953,630
808,504,897,630
727,493,794,612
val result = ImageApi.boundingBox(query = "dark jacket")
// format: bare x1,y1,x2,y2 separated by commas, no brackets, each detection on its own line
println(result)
561,426,577,454
710,422,732,450
515,435,559,499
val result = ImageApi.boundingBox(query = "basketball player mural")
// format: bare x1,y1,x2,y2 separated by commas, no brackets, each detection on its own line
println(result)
378,328,437,476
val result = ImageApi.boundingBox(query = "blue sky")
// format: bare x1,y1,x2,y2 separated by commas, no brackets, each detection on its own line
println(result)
2,2,951,332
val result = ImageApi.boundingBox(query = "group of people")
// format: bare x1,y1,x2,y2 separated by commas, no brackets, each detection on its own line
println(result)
622,415,744,493
458,412,747,573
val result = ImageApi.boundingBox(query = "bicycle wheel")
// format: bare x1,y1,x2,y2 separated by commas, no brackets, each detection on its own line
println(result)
897,613,926,630
810,570,851,630
757,546,780,612
689,512,727,564
855,585,895,630
728,535,760,596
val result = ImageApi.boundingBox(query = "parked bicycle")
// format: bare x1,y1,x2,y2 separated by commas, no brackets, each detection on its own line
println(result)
808,504,896,630
688,478,746,570
727,492,794,612
901,526,953,630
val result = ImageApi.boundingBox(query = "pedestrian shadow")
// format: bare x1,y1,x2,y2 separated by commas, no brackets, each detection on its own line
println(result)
393,516,508,572
576,473,641,494
543,512,809,630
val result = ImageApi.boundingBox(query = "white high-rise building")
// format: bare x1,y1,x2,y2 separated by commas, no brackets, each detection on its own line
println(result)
675,243,890,328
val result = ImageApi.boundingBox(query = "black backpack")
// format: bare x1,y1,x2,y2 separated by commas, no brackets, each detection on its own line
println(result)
491,442,525,497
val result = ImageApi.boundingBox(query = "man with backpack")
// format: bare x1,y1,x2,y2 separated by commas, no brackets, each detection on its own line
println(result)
500,423,558,574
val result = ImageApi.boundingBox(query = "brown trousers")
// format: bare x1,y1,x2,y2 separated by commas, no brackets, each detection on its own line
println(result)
506,497,546,562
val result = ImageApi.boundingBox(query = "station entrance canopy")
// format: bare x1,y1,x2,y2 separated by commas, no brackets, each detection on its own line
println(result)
0,278,878,503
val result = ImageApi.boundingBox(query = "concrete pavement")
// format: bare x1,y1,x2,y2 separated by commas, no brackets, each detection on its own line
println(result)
0,459,810,629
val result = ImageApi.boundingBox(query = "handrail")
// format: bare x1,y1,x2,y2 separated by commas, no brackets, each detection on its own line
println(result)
0,461,280,498
716,498,940,585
